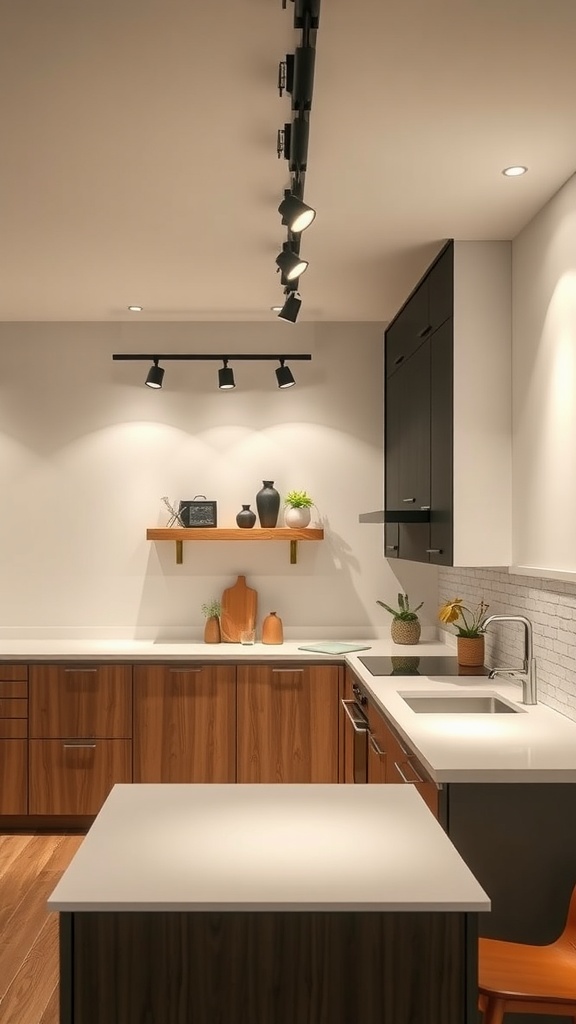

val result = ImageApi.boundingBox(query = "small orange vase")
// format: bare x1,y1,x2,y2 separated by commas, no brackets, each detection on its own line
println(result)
204,616,221,644
457,635,485,667
262,612,283,645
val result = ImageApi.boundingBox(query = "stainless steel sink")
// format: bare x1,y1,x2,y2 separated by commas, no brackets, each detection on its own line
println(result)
400,693,523,714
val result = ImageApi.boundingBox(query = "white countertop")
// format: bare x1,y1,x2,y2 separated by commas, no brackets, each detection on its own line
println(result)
47,783,490,913
2,635,576,782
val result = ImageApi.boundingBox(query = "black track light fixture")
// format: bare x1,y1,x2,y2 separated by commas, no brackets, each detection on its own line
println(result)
275,243,308,281
276,359,296,388
218,359,236,390
278,190,316,233
278,293,302,324
145,359,164,389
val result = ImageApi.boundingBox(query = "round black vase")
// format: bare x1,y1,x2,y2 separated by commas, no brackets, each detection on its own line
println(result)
256,481,280,528
236,504,256,529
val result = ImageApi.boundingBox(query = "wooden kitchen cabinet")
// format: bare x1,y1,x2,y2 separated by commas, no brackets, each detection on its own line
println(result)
133,663,236,783
367,697,439,817
382,239,512,567
29,663,132,815
237,663,341,783
0,664,29,814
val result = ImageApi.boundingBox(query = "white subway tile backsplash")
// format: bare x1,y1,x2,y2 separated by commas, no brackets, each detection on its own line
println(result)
438,567,576,722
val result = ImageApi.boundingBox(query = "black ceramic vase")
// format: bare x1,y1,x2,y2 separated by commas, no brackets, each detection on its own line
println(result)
256,481,280,528
236,504,256,529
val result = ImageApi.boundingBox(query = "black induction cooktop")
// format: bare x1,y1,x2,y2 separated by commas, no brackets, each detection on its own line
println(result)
358,655,488,677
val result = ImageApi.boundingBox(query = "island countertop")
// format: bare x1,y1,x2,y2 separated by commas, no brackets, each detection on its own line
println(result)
47,783,490,913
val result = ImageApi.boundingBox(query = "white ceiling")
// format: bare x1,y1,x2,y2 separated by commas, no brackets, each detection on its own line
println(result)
2,0,576,323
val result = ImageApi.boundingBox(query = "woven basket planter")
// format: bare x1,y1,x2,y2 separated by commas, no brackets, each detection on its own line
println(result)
391,618,421,645
457,635,485,666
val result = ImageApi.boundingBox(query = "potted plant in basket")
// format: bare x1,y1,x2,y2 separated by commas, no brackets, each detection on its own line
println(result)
377,593,423,645
283,490,314,529
438,597,489,666
201,599,221,644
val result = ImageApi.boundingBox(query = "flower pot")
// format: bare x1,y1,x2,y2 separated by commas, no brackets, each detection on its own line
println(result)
203,616,221,644
284,506,311,529
391,618,421,645
457,635,484,667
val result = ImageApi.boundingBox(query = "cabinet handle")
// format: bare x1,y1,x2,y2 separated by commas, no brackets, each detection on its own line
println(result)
394,355,404,366
341,700,368,732
169,668,202,674
385,545,398,551
272,668,304,673
425,548,442,554
420,505,430,510
402,497,415,503
64,667,98,673
369,735,386,756
63,742,97,749
394,759,425,784
418,324,433,338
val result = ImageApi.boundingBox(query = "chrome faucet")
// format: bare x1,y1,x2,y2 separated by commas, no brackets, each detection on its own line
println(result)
483,614,537,705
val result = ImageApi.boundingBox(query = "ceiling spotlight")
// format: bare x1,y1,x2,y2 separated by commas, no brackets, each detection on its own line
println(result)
502,165,528,177
218,358,235,390
128,305,143,312
276,359,296,388
278,293,302,324
275,244,309,281
145,359,164,389
278,192,316,233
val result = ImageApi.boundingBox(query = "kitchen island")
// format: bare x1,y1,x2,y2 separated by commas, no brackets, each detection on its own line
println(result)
48,782,489,1024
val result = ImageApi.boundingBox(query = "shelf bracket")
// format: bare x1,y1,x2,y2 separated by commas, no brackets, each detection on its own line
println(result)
290,539,298,564
175,540,183,565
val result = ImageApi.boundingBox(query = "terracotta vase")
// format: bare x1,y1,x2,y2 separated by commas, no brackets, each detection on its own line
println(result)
391,618,421,645
262,611,283,645
457,635,485,667
204,616,221,644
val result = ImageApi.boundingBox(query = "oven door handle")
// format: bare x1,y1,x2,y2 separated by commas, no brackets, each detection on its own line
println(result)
341,699,369,732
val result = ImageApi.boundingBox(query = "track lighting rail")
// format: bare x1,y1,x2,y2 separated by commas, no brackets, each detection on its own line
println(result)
112,354,311,361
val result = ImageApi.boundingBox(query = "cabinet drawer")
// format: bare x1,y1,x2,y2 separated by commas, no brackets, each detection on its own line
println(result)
0,697,28,718
29,738,132,815
0,680,28,697
0,739,27,814
0,719,27,738
30,664,132,738
0,664,28,682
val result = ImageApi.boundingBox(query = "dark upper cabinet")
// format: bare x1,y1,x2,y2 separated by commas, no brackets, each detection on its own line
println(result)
381,238,512,567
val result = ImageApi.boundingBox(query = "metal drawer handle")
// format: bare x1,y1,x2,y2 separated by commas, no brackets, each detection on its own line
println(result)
395,759,425,784
402,497,415,503
169,668,201,674
385,545,398,551
272,668,304,673
394,354,405,366
425,548,442,554
64,667,98,673
341,700,368,732
63,742,97,749
418,324,433,338
369,735,386,756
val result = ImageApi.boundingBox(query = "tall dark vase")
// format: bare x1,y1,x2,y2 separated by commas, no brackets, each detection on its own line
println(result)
256,481,280,528
236,504,256,529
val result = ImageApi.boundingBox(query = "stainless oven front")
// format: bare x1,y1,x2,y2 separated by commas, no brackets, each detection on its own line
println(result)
341,681,369,784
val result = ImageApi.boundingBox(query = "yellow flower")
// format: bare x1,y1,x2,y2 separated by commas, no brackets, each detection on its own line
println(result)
438,598,464,625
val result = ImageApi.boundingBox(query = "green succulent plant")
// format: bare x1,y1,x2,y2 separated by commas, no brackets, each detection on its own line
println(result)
284,490,314,508
377,593,423,622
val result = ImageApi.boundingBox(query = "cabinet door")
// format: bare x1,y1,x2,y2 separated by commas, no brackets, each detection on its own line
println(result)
29,664,132,738
386,341,431,513
429,318,453,565
366,702,387,784
29,738,131,815
0,739,27,814
368,700,439,817
133,664,236,783
385,279,431,373
237,664,340,783
427,242,453,333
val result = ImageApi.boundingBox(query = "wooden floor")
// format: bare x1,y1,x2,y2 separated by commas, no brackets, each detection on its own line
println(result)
0,834,83,1024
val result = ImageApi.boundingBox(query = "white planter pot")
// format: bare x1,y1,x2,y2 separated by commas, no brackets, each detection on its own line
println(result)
284,506,311,529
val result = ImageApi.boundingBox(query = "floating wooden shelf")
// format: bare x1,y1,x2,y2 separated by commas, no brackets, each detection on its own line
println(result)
146,527,325,565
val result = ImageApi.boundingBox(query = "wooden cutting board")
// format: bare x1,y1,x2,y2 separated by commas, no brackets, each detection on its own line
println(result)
220,575,258,643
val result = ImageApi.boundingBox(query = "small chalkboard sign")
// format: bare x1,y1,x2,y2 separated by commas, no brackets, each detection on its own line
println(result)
178,496,217,528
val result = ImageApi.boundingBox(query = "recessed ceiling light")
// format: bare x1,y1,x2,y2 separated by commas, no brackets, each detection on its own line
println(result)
502,166,528,177
128,304,143,312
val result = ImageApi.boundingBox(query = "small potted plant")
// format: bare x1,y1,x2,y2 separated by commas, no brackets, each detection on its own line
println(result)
201,599,221,644
283,490,314,529
377,593,423,645
438,597,489,666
